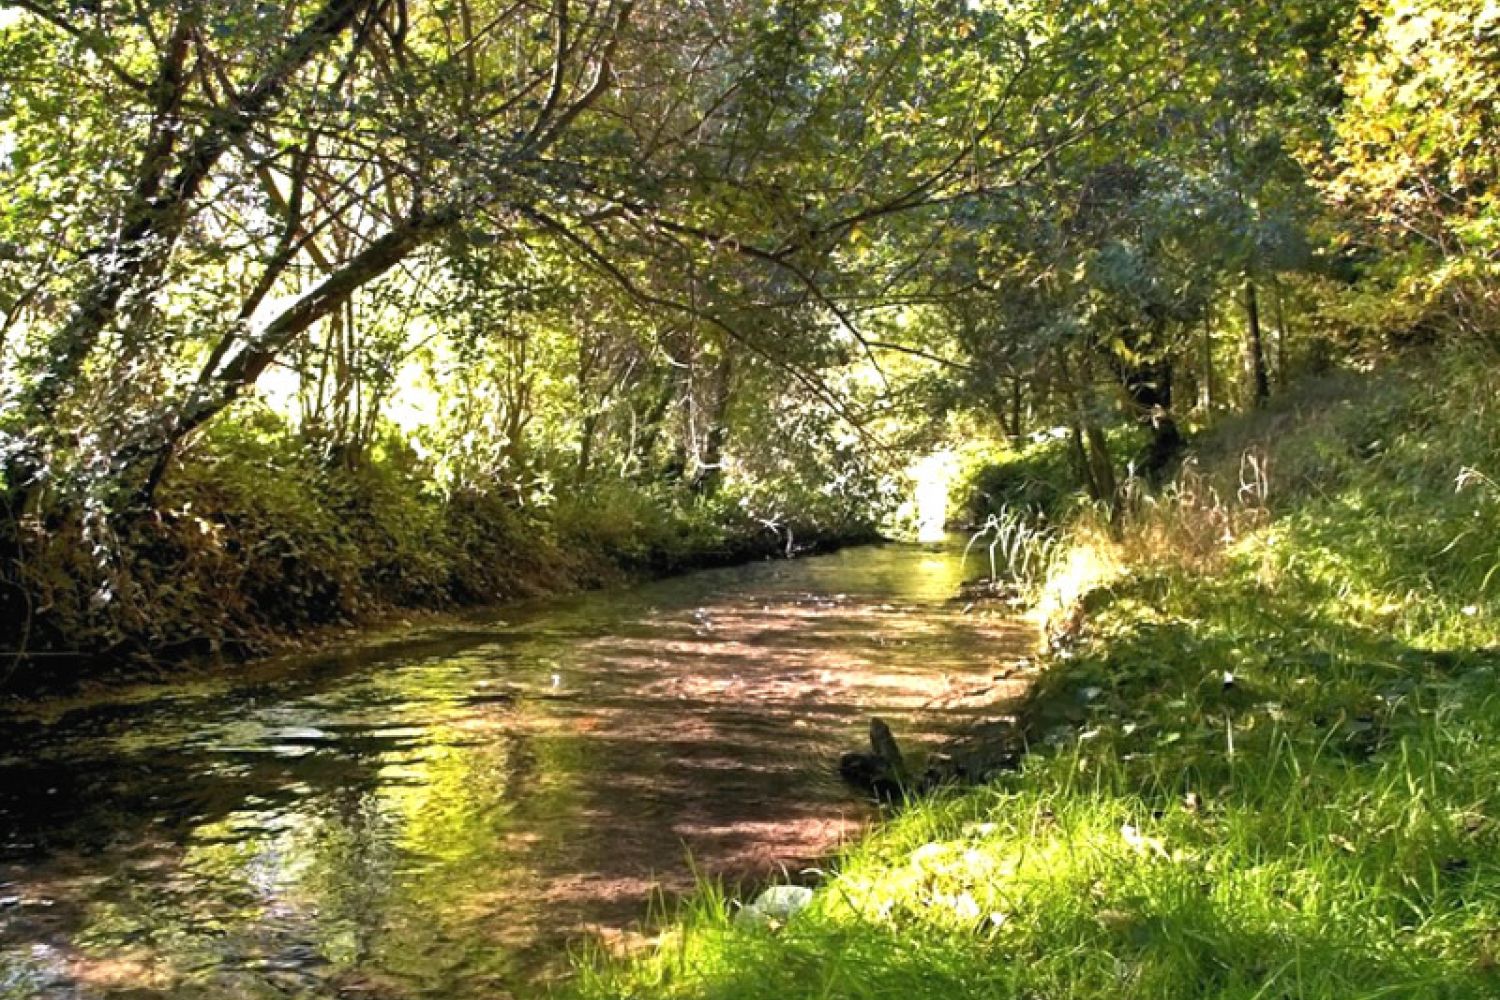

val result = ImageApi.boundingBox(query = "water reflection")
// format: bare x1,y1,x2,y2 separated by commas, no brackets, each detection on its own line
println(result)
0,541,1030,998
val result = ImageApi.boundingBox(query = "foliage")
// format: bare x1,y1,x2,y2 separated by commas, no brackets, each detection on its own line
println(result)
1318,0,1500,341
0,402,878,670
0,0,1497,667
960,423,1152,523
0,0,1498,989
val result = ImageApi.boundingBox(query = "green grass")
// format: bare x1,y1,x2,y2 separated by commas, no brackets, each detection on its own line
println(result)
560,354,1500,1000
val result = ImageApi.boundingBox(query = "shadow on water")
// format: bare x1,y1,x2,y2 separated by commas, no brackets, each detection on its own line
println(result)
0,541,1031,999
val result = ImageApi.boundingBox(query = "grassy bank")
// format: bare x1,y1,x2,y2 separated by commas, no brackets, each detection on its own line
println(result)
0,413,879,687
564,355,1500,999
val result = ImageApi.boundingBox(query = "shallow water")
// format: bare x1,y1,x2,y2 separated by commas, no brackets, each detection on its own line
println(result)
0,541,1030,999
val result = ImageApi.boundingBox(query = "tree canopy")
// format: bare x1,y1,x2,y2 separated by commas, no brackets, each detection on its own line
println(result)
1,0,1495,651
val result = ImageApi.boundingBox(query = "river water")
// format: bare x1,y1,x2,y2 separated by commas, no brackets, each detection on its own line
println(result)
0,541,1030,999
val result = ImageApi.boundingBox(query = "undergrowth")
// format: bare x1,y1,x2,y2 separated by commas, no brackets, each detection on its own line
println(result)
0,407,878,679
562,352,1500,1000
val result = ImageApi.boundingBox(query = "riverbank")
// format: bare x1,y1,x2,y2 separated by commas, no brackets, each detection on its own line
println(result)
563,355,1500,999
1,419,880,694
1,524,878,702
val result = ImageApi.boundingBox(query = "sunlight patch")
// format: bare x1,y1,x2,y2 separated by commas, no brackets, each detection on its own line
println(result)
912,450,958,543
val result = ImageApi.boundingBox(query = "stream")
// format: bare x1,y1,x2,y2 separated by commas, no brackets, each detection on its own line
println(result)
0,540,1030,999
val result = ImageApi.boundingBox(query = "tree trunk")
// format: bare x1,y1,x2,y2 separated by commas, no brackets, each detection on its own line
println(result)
12,0,374,426
136,203,461,504
577,412,598,482
630,376,677,479
1271,275,1290,387
1244,276,1270,408
1199,314,1214,410
1059,348,1121,525
1005,378,1025,444
1119,356,1181,481
1068,422,1091,493
1083,421,1121,531
691,351,735,497
5,0,378,512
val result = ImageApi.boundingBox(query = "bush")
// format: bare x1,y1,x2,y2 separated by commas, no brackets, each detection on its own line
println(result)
959,424,1149,526
1,401,884,677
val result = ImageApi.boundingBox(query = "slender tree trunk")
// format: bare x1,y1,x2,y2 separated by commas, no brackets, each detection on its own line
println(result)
1244,276,1270,409
993,390,1016,441
1200,314,1214,410
631,377,677,479
1059,349,1121,526
136,203,460,504
1069,420,1118,506
577,412,598,482
1083,421,1121,532
575,337,599,483
1068,422,1091,492
38,0,640,510
1271,275,1290,387
1007,378,1025,444
692,351,735,497
13,0,374,424
5,0,377,513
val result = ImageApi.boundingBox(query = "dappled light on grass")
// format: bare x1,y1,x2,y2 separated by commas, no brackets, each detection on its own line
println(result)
1031,525,1124,632
0,0,1495,993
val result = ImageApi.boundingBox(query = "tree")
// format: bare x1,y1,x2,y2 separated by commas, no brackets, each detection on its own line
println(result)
1318,0,1500,343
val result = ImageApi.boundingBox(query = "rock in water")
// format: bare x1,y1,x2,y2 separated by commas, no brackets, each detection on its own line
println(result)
869,717,905,774
838,716,907,801
838,750,896,797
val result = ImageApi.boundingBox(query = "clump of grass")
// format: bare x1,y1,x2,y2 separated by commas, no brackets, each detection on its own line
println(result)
561,352,1500,1000
964,505,1061,592
1111,449,1271,572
